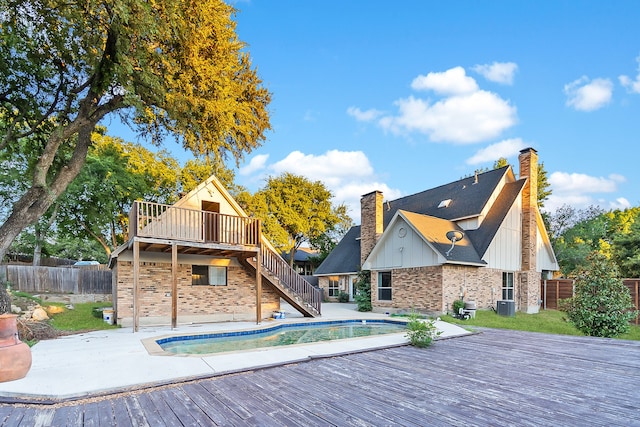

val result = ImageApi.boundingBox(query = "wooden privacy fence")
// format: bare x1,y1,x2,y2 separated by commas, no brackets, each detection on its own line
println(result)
0,265,112,295
542,278,640,325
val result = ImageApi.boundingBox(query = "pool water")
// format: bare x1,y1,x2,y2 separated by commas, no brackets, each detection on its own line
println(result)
157,320,407,355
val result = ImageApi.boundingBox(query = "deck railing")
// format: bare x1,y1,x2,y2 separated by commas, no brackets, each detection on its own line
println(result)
261,245,322,315
129,201,260,246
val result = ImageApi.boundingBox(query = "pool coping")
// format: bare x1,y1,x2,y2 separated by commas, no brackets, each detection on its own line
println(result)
142,318,410,357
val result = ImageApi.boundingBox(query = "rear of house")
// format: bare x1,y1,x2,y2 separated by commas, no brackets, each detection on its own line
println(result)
316,148,558,315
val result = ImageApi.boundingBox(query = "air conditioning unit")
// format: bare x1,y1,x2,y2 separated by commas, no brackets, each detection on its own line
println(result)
496,300,515,317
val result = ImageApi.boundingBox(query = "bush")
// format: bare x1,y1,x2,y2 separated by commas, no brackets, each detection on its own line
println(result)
452,299,465,316
405,313,442,348
338,291,349,303
354,270,372,312
561,252,638,338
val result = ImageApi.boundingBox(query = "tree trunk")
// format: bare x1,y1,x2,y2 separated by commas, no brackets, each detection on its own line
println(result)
0,128,93,261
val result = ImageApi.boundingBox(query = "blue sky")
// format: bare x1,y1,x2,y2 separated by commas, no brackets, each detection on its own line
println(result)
109,1,640,224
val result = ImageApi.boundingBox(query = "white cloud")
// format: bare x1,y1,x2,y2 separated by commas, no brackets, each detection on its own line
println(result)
466,138,529,165
270,150,374,186
347,106,383,122
619,55,640,94
472,62,518,85
379,90,517,143
239,154,269,176
240,149,402,224
564,77,613,111
411,66,478,95
544,171,627,212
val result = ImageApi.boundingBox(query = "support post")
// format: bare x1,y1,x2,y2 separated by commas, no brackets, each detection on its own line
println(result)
256,220,262,324
133,239,140,333
171,243,178,329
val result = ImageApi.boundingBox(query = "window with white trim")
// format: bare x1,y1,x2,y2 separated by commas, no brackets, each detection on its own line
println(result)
378,271,392,301
192,265,227,286
328,276,340,297
502,272,514,300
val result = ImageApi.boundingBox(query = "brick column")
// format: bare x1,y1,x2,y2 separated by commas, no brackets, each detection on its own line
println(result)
360,191,383,267
518,148,541,313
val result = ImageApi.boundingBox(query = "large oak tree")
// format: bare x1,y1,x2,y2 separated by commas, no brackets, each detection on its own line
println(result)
0,0,271,260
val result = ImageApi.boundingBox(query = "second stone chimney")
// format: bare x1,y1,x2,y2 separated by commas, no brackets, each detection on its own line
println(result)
360,191,384,266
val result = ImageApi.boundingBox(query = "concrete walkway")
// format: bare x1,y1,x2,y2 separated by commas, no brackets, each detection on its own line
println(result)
0,303,469,402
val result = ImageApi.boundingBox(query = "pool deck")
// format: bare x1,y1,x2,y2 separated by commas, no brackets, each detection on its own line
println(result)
0,303,470,403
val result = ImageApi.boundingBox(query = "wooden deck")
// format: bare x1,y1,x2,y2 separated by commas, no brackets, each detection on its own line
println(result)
2,328,640,426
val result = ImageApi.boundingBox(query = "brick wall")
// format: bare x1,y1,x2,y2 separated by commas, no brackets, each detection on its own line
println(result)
115,261,280,326
360,191,383,266
371,265,512,314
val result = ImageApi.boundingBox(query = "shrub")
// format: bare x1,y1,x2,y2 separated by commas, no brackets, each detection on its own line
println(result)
338,291,349,303
560,252,638,338
405,313,442,348
452,299,465,316
354,270,372,312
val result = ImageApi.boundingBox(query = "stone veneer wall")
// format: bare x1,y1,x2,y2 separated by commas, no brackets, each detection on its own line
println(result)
115,261,280,326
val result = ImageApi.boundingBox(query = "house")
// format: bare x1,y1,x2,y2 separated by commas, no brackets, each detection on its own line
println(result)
109,175,321,330
315,148,558,314
281,247,319,276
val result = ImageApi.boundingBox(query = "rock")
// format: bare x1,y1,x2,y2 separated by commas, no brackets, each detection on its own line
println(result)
45,305,65,315
31,307,49,321
10,305,21,314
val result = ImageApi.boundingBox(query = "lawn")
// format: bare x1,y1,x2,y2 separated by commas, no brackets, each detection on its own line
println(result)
441,309,640,341
46,301,119,332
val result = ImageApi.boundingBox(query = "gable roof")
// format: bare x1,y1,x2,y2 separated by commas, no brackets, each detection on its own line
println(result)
397,210,486,266
465,179,525,257
314,226,361,276
382,167,512,227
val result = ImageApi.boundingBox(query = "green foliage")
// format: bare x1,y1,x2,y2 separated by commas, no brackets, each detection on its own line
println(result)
55,133,181,257
612,217,640,278
354,270,372,312
338,291,349,303
560,252,638,338
239,173,352,263
549,205,640,277
0,0,271,259
405,313,442,348
452,299,465,315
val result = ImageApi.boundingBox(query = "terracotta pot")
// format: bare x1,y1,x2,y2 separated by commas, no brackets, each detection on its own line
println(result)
0,313,32,382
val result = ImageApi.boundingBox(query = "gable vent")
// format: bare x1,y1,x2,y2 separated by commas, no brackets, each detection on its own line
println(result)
438,199,452,208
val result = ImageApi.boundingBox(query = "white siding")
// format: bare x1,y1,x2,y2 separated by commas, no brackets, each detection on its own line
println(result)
366,220,439,270
536,228,558,272
482,197,522,270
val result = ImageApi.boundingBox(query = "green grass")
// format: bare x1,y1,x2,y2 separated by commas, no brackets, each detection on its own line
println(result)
46,301,119,332
442,309,640,341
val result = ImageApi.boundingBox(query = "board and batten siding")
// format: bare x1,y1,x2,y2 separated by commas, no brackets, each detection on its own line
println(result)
536,228,557,272
366,219,440,270
481,197,522,271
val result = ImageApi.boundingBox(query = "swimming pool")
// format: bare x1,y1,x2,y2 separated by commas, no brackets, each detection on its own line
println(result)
154,319,408,355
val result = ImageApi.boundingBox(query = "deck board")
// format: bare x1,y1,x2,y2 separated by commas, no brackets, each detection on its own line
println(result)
2,328,640,426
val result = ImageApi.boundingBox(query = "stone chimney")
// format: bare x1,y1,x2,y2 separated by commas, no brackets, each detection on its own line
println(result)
360,191,383,266
518,147,540,313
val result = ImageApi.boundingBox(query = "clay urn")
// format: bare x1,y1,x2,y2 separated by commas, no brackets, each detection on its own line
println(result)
0,313,32,382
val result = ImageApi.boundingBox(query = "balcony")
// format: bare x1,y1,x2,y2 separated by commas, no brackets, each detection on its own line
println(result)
128,201,260,255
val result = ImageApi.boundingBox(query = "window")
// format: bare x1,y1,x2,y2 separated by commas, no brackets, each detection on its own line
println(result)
328,276,340,297
502,272,514,300
192,265,227,286
378,271,392,301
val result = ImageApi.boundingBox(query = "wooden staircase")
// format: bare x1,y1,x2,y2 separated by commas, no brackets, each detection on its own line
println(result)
240,246,321,317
